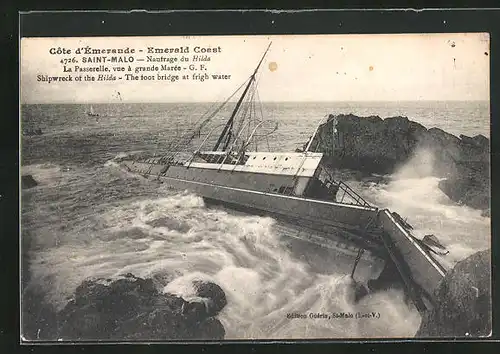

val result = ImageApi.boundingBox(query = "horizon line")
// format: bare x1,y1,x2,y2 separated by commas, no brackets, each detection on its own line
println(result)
21,99,490,105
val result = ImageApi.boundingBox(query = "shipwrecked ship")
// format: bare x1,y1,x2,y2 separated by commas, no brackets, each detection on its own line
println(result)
119,43,450,314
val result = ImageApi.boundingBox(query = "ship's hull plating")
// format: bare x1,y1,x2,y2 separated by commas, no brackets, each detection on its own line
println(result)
125,161,384,247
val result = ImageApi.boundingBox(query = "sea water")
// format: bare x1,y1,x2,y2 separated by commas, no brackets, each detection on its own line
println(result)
20,101,490,339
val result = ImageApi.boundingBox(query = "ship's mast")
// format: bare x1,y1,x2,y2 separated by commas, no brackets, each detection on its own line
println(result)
213,42,272,151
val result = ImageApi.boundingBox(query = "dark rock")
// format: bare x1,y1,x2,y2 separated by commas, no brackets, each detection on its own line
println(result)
195,317,226,340
350,280,369,303
21,174,38,189
422,234,446,250
368,261,405,293
416,249,491,337
427,127,461,147
309,114,490,210
182,299,208,319
58,303,114,340
193,280,228,316
150,272,176,288
74,279,111,307
21,284,59,340
23,128,43,136
472,135,489,149
439,177,490,211
460,134,489,149
56,274,227,340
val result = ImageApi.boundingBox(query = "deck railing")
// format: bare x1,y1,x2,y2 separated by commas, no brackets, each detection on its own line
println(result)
336,180,372,207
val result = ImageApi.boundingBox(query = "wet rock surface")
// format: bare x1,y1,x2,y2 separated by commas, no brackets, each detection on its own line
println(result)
26,274,227,341
308,114,490,211
21,174,38,189
349,279,370,303
192,280,227,317
416,249,491,337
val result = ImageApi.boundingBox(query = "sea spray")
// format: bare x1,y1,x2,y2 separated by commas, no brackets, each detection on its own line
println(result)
393,147,437,180
23,151,491,339
24,183,419,338
21,102,490,339
354,147,490,266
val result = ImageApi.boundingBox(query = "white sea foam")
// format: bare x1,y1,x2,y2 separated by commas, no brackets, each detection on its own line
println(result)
23,143,491,338
356,147,490,262
21,101,490,339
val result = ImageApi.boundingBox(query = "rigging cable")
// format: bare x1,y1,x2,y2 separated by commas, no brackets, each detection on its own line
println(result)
254,84,272,152
225,79,257,151
159,76,252,162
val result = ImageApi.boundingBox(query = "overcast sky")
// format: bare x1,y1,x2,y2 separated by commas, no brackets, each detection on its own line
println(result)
20,33,490,103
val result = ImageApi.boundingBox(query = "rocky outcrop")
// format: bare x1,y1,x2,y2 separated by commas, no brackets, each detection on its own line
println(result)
21,174,38,189
416,249,491,337
307,114,490,210
55,273,227,340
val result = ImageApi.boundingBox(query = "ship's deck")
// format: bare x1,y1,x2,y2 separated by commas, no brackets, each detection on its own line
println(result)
191,151,324,178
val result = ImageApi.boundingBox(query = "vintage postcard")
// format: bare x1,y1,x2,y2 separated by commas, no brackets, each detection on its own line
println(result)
20,33,491,342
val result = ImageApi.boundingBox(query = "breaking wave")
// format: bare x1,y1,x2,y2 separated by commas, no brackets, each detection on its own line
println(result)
23,161,421,339
355,147,490,267
22,149,489,339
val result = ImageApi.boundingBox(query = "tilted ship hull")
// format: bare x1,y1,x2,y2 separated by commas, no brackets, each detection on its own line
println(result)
119,43,449,314
121,153,381,251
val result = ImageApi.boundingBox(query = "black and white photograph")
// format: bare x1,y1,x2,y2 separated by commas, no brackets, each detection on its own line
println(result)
20,33,491,341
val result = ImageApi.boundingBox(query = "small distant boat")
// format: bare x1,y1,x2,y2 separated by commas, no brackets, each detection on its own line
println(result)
86,105,99,117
